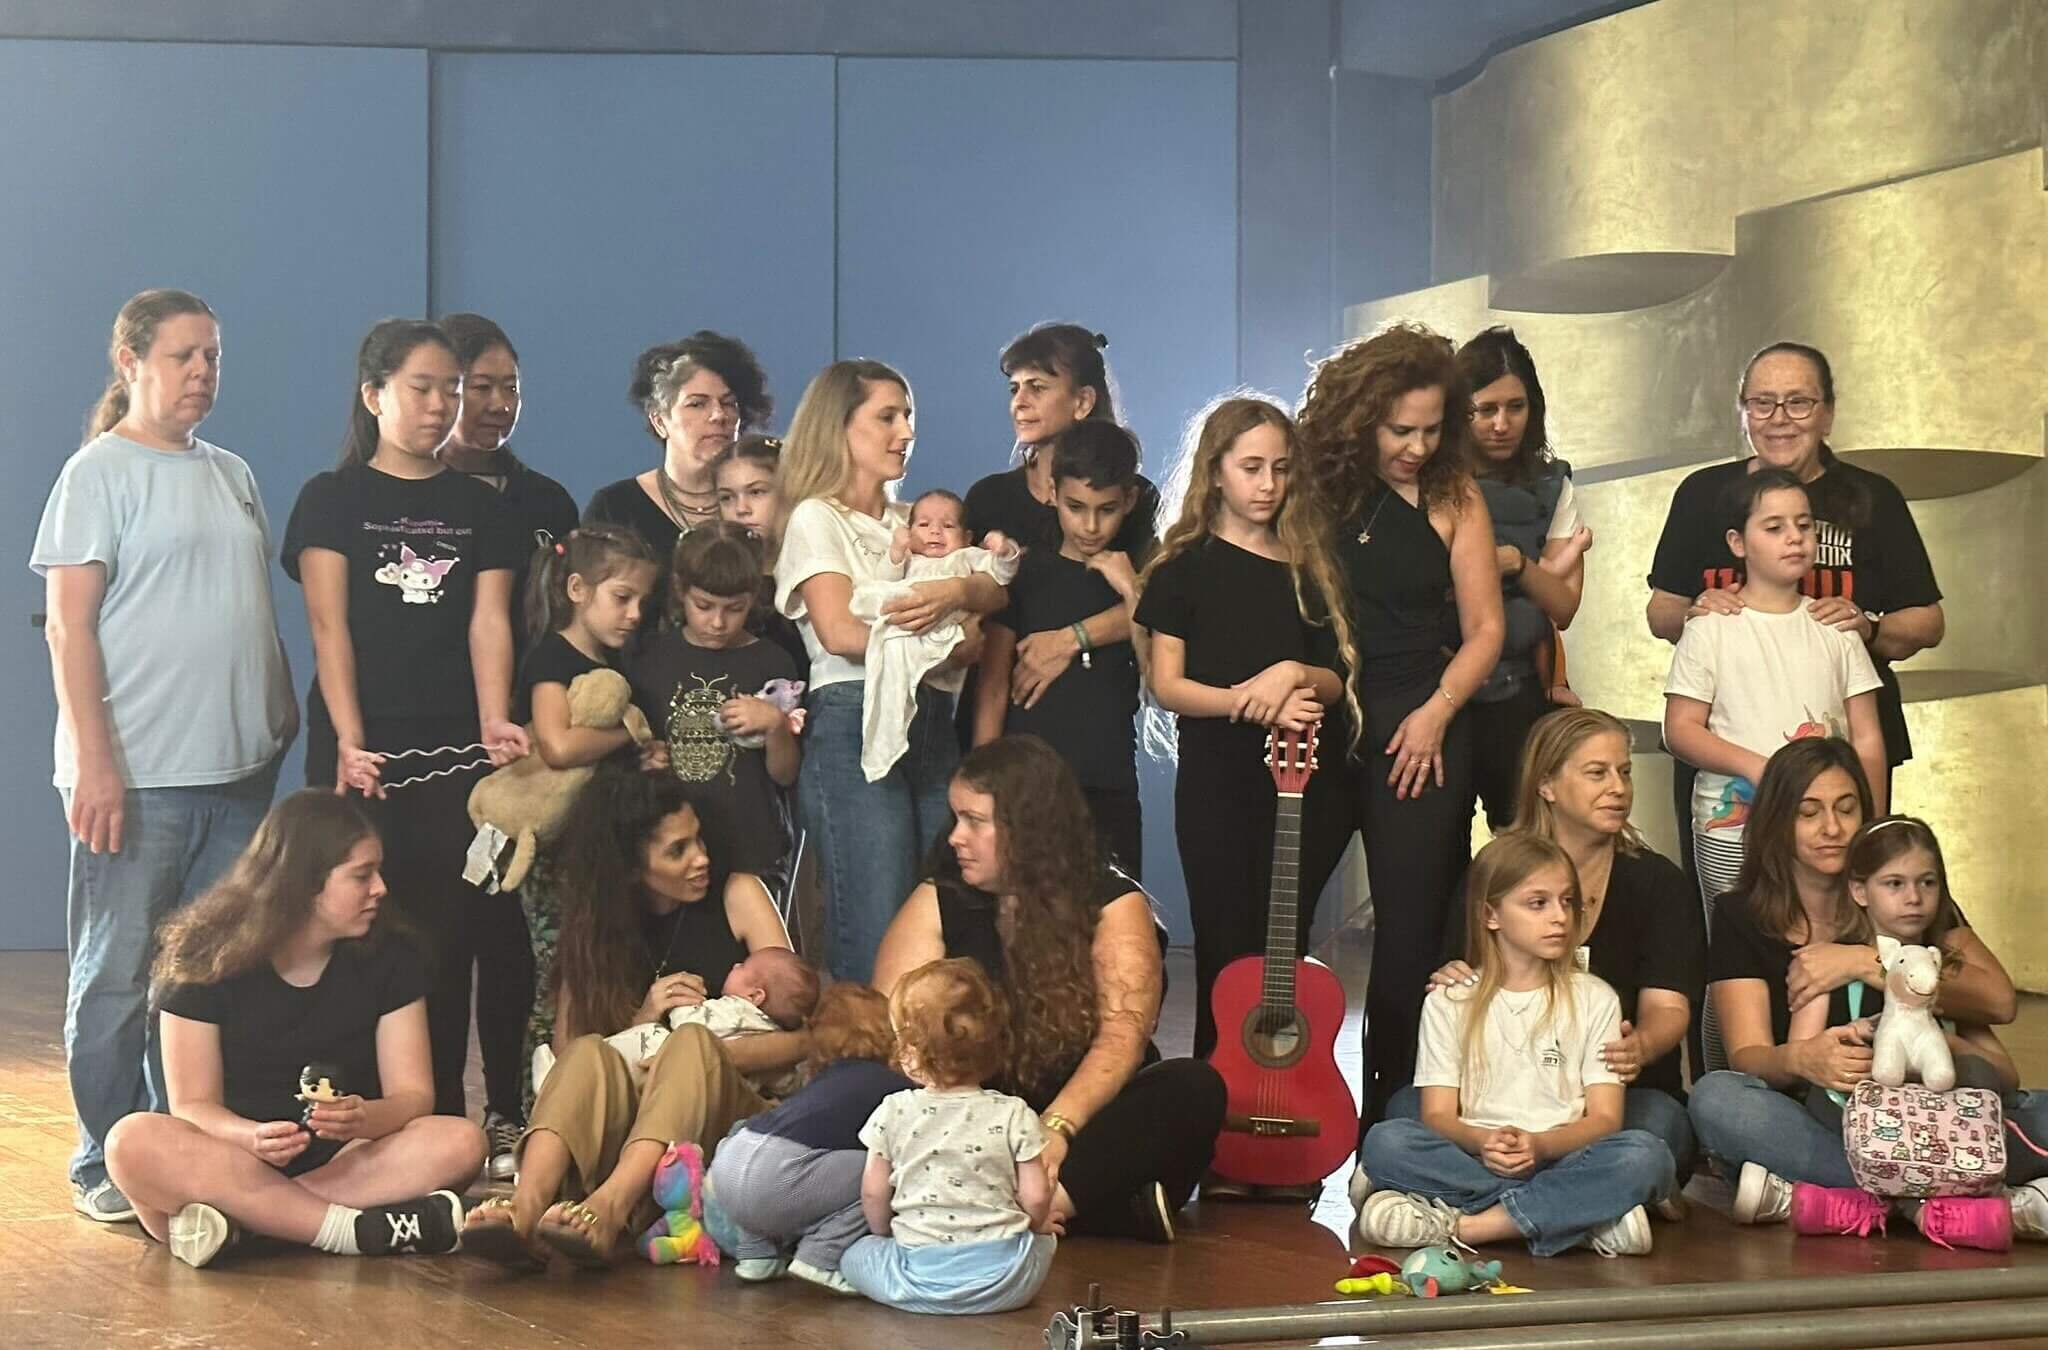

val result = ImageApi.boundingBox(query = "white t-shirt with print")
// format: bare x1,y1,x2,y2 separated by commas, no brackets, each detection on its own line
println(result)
1413,972,1623,1133
1664,604,1882,831
774,496,912,691
859,1086,1045,1247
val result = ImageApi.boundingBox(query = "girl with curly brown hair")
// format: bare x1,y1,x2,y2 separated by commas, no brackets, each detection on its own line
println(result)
1295,322,1505,1133
871,735,1225,1244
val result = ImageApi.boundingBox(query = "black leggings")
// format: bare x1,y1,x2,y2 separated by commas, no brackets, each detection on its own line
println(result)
310,710,524,1118
1352,683,1475,1133
1465,680,1552,832
1176,741,1354,1060
1061,1058,1226,1234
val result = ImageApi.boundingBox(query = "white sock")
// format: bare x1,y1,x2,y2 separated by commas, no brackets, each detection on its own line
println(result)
312,1203,364,1255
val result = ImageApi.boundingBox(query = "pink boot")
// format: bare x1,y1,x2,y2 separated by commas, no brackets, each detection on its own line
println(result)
1914,1196,2013,1252
1789,1184,1887,1237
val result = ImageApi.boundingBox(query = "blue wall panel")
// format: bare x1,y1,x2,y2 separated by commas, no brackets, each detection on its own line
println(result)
835,57,1240,939
430,54,837,499
0,40,428,949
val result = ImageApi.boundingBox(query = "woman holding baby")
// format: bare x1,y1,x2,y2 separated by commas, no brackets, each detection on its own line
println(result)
463,762,806,1268
774,360,1009,983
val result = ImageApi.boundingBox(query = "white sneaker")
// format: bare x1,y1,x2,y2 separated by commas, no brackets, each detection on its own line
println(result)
1346,1161,1373,1210
2008,1180,2048,1241
1732,1161,1793,1225
734,1256,791,1281
789,1258,857,1294
168,1202,239,1269
1354,1190,1461,1249
72,1179,137,1224
1588,1204,1653,1257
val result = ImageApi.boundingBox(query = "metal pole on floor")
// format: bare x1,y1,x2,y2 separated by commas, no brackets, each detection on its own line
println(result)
1045,1268,2048,1348
1362,1298,2048,1349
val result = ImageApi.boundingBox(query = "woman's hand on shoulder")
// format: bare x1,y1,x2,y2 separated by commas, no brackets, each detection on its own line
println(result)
1688,587,1745,620
1426,960,1478,994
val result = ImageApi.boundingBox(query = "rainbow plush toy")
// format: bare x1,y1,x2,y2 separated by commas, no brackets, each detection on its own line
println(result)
640,1141,722,1267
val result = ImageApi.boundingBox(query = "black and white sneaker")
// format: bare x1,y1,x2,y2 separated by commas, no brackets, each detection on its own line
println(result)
1129,1181,1176,1244
168,1202,241,1269
358,1191,463,1256
483,1111,522,1183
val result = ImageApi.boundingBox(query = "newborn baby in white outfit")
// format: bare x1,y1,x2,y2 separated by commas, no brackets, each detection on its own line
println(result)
851,489,1019,782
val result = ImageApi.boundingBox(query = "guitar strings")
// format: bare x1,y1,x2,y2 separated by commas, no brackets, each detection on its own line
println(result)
364,742,498,790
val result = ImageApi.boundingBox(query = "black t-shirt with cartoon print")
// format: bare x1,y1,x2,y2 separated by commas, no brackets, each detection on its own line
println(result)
284,464,523,726
626,631,800,883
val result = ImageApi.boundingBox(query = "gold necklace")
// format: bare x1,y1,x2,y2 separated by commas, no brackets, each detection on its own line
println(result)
1355,489,1392,544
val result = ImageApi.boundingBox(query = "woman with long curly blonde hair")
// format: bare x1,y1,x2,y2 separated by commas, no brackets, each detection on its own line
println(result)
872,735,1224,1244
1295,321,1505,1132
1132,395,1359,1059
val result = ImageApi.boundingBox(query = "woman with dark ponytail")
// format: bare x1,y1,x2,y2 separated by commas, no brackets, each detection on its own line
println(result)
281,318,529,1121
961,323,1162,727
33,289,297,1223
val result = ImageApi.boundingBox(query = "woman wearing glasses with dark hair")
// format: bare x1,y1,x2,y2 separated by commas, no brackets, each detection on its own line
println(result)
1644,342,1944,868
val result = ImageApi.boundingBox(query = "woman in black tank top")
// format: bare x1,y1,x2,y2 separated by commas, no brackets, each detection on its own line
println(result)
463,761,803,1270
872,737,1223,1243
1298,323,1505,1135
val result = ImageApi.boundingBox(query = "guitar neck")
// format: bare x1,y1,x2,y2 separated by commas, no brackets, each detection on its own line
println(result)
1261,793,1305,1009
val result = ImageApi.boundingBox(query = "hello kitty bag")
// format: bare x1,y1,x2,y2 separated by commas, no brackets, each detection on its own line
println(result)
1842,1080,2005,1198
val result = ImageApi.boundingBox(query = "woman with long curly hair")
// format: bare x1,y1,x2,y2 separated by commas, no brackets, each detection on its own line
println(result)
461,760,803,1271
1295,321,1505,1133
872,736,1225,1243
1133,395,1358,1062
102,792,484,1268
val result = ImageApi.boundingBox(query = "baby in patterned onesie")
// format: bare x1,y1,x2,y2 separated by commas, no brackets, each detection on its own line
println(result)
843,958,1056,1315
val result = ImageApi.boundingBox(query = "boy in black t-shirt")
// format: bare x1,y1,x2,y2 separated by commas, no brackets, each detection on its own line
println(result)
973,423,1146,878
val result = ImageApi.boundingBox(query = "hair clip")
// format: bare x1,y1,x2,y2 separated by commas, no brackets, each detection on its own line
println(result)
553,541,566,556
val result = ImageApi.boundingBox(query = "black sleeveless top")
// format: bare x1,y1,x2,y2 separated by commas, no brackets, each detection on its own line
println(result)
933,862,1164,1109
1334,485,1460,694
640,880,751,990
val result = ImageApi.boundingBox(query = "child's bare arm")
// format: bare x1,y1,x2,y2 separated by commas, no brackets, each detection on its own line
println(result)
861,1151,895,1236
1017,1154,1054,1233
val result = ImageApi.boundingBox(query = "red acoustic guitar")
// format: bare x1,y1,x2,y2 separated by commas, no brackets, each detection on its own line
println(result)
1206,721,1359,1186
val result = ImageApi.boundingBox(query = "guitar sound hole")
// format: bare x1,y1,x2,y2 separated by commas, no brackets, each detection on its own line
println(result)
1242,1007,1309,1070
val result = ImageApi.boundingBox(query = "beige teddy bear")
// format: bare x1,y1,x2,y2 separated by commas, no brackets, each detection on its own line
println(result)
466,669,652,890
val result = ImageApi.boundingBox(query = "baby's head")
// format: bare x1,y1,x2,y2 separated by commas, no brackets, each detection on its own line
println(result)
888,957,1010,1090
803,982,897,1074
722,947,821,1030
907,489,971,559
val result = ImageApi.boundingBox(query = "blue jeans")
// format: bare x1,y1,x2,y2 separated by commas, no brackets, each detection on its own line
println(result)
841,1231,1054,1314
1384,1082,1697,1183
60,763,279,1186
797,680,957,983
1361,1118,1675,1256
1687,1070,1856,1188
2010,1092,2048,1186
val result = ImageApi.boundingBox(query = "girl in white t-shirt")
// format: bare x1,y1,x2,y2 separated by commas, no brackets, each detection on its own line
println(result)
1664,468,1885,1066
841,958,1055,1314
1355,833,1675,1257
772,362,1008,984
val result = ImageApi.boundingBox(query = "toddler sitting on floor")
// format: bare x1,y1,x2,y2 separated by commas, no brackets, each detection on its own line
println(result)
850,489,1019,781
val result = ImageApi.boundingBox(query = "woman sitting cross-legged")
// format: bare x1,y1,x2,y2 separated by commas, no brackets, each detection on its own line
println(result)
462,759,805,1269
872,735,1226,1243
102,792,486,1269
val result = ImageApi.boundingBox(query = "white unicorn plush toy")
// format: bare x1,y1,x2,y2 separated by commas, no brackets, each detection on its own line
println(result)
1870,934,1955,1092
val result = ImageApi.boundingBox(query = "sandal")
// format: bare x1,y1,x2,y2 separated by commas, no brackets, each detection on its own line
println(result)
462,1196,546,1271
538,1200,620,1269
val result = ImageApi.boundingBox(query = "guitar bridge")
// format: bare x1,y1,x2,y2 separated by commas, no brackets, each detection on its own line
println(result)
1224,1113,1322,1138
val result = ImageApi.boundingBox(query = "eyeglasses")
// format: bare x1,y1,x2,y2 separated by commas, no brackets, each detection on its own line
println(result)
1741,395,1823,421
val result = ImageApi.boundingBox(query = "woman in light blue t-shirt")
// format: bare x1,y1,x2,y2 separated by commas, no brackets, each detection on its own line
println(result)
31,289,296,1225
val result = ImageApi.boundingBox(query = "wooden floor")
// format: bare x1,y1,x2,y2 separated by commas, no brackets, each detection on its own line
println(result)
3,937,2047,1348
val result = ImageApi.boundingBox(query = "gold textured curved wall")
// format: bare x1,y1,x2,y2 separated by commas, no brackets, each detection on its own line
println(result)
1348,0,2048,986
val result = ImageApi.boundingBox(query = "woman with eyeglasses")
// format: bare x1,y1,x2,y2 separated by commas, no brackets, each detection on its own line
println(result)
1645,342,1943,883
